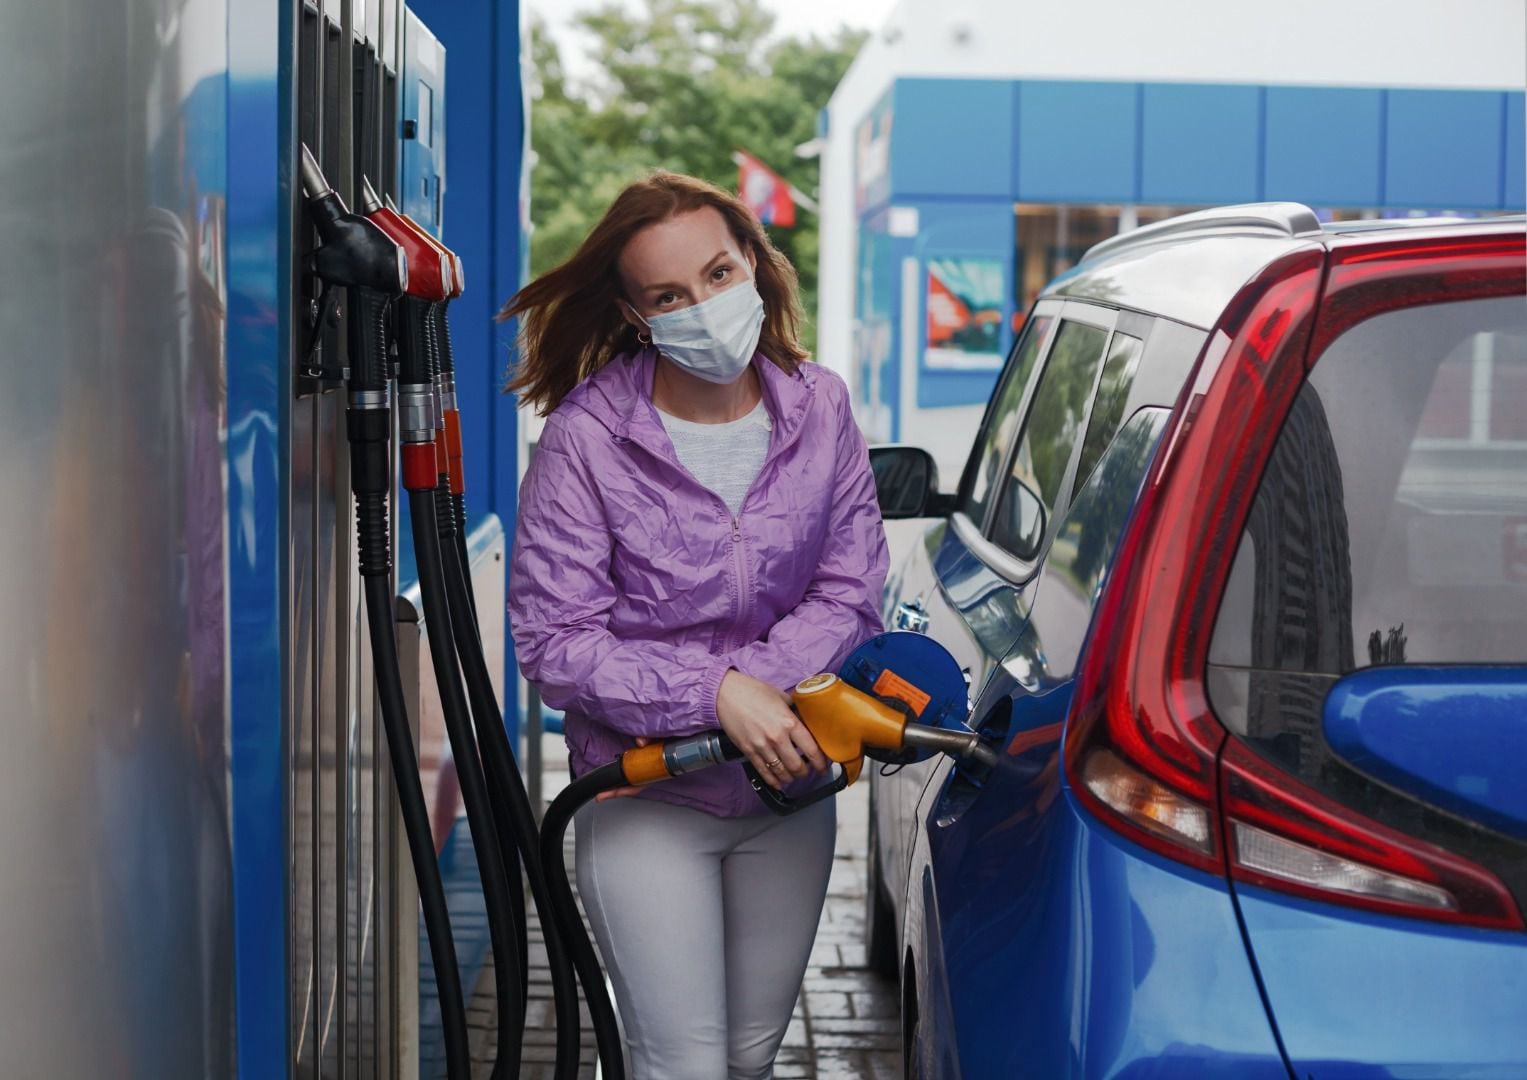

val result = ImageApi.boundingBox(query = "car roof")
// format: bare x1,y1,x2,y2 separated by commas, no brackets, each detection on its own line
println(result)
1042,204,1525,330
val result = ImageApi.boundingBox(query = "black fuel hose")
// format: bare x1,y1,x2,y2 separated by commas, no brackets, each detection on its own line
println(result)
438,517,538,1019
342,285,476,1080
408,488,524,1077
431,302,479,624
359,536,471,1080
412,293,532,1031
539,761,630,1080
451,491,476,621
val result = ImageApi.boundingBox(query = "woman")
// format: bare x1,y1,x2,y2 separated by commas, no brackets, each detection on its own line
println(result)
504,171,888,1079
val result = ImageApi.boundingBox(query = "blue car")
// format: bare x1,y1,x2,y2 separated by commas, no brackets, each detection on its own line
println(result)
865,206,1527,1078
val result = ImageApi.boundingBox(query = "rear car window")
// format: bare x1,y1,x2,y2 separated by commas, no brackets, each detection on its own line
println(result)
1210,296,1527,677
957,314,1052,525
990,320,1110,560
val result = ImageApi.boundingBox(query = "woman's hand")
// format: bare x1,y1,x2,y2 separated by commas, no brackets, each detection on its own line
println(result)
716,669,830,790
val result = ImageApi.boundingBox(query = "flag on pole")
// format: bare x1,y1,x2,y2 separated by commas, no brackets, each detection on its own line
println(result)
734,150,797,228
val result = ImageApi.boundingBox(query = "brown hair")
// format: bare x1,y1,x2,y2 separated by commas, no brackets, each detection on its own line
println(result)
499,170,808,415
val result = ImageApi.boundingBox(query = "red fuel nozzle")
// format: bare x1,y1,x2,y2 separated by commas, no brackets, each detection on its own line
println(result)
376,199,471,554
357,174,454,493
359,176,449,304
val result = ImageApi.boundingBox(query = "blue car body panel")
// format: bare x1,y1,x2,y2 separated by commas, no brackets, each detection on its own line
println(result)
1235,884,1527,1077
916,752,1287,1078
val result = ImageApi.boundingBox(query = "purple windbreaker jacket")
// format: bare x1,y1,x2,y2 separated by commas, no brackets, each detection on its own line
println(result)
508,346,889,817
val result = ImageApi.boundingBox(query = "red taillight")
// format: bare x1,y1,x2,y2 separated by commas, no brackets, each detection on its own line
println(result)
1064,230,1527,930
1221,740,1522,930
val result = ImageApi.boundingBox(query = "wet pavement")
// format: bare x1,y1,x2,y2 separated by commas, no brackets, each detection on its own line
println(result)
464,734,901,1078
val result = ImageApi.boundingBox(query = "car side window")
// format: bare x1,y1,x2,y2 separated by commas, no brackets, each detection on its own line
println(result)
989,320,1110,561
1070,331,1144,502
956,314,1053,525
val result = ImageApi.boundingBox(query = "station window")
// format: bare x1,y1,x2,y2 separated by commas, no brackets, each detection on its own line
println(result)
1013,205,1192,316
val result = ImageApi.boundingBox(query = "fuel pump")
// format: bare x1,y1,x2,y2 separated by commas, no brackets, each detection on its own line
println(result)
364,191,588,1080
297,144,523,1080
537,633,1001,1080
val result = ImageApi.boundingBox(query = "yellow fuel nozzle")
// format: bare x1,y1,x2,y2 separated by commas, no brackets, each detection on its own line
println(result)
792,671,999,769
790,672,908,760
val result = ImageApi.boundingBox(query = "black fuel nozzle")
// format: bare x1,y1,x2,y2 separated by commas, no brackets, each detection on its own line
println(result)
298,142,408,578
298,143,407,393
299,146,407,300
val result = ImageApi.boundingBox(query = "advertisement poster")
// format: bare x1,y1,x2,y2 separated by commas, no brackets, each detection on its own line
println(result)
925,256,1005,370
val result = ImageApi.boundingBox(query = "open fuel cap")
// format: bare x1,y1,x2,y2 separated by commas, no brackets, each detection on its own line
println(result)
837,631,971,764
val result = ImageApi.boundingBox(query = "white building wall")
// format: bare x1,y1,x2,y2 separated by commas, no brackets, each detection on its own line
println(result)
818,0,1527,387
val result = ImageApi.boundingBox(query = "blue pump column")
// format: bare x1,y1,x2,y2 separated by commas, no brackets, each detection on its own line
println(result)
406,0,528,745
226,0,291,1075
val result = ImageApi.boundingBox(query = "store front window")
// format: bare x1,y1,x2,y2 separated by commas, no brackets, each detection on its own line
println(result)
1013,204,1201,320
1011,203,1387,320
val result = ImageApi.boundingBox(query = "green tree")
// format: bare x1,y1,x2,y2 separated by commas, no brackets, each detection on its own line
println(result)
526,0,866,356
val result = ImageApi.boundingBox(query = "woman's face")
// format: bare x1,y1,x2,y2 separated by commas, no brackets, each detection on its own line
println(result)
617,206,758,324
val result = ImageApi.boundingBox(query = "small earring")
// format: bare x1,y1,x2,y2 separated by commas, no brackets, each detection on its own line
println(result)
637,330,652,345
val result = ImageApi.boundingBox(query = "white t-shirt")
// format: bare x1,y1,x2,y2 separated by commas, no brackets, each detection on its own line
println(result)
657,398,772,519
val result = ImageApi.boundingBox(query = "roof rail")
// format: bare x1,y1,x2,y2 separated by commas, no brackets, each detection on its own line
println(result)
1083,202,1322,264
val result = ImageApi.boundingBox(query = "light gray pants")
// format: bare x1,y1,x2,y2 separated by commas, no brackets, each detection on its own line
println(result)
573,795,837,1080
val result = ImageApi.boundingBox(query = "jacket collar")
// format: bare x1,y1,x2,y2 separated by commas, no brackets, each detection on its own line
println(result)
576,346,817,461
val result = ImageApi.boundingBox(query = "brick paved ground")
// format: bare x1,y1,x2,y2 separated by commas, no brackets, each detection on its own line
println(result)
465,734,901,1078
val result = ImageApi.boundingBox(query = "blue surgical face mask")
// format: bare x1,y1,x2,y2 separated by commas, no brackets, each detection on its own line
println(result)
630,280,766,385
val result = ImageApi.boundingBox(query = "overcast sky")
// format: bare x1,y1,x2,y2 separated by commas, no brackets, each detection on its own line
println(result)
527,0,893,83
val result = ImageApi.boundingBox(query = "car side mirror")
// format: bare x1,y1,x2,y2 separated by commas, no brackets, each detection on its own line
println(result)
869,445,952,519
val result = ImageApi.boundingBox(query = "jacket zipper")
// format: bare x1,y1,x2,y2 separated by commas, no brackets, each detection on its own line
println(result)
728,511,749,651
718,395,810,652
